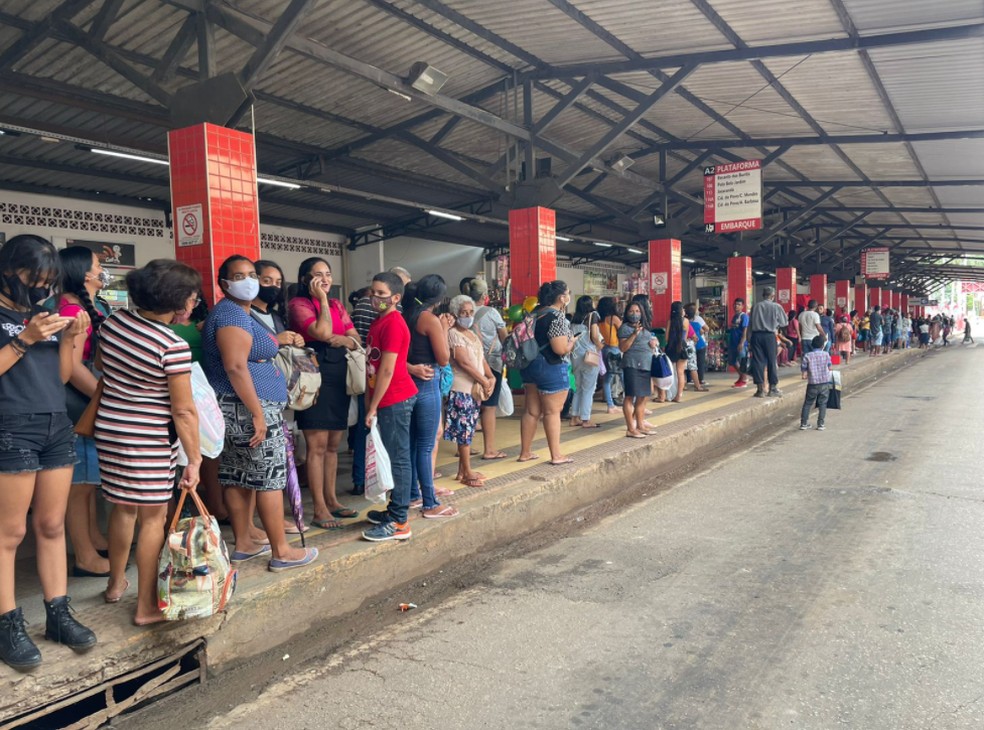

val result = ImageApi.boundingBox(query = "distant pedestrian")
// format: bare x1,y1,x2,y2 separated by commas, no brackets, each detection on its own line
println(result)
798,300,823,355
868,306,884,356
964,319,975,344
727,297,751,388
799,335,832,431
748,287,788,398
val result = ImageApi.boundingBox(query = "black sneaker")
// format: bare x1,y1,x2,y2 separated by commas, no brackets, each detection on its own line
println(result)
365,509,391,525
0,607,41,671
753,388,766,398
44,596,96,652
767,388,783,398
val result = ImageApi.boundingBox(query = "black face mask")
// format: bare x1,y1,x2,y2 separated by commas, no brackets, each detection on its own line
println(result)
1,275,39,308
257,285,281,305
28,286,51,303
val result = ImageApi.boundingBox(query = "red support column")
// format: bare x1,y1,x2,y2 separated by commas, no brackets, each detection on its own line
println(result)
168,123,260,305
855,282,868,312
891,291,901,311
870,287,881,309
901,294,909,314
810,274,827,308
648,239,683,327
776,267,797,313
834,280,852,316
726,256,753,312
508,207,557,305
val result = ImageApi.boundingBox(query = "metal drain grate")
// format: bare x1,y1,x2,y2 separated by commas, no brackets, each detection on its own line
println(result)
1,640,206,730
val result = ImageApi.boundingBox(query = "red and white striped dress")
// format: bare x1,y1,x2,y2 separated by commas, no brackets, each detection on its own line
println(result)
95,309,192,505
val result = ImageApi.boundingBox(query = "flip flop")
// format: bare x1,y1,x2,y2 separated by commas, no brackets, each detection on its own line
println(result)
422,505,460,519
517,454,540,463
461,476,485,488
456,471,485,481
311,517,344,531
580,423,601,429
330,508,360,519
626,432,647,439
230,545,272,563
481,452,508,460
549,458,574,465
104,578,130,604
284,523,310,535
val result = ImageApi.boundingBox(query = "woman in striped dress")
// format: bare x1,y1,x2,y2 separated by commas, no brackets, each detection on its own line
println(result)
95,260,202,625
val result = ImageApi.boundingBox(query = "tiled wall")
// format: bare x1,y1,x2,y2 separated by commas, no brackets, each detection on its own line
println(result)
508,207,557,305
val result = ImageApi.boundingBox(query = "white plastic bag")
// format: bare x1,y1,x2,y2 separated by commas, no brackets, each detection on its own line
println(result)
347,396,358,427
190,363,224,459
496,378,514,417
364,418,394,504
660,367,677,401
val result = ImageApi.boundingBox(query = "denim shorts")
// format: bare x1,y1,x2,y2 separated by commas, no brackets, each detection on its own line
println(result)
73,436,100,484
521,355,570,395
0,413,77,475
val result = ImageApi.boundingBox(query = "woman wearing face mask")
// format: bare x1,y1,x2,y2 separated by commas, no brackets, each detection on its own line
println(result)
618,300,657,438
287,257,361,530
202,256,317,573
445,295,494,489
0,235,95,671
168,289,208,363
57,246,113,579
665,301,692,403
517,280,575,466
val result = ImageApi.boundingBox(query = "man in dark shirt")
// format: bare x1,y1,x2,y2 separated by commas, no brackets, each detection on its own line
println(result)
868,306,883,357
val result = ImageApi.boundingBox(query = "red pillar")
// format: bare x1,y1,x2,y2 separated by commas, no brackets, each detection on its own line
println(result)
648,239,683,328
508,207,556,305
776,267,797,313
870,287,881,309
855,282,868,312
901,294,909,314
810,274,827,308
834,280,852,316
891,291,901,311
727,256,753,312
168,123,260,305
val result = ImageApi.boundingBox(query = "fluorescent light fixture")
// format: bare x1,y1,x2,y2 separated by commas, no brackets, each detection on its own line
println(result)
91,148,169,165
426,209,464,221
627,247,643,255
386,88,413,102
754,270,766,275
652,214,665,226
556,235,573,242
609,154,635,175
257,177,301,190
593,242,612,248
682,257,696,264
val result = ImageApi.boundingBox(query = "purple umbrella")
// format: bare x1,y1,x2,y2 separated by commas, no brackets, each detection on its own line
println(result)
282,421,305,548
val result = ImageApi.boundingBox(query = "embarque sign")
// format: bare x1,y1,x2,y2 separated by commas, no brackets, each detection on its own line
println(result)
703,160,763,234
861,247,890,280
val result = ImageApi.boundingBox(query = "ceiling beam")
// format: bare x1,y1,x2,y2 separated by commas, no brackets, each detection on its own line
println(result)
527,22,984,79
151,14,198,84
0,0,96,70
238,0,317,89
636,129,984,154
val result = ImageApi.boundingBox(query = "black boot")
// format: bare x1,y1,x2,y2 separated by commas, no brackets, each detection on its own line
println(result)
0,607,42,671
44,596,96,652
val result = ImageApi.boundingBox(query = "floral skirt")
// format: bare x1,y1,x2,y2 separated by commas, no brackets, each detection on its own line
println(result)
443,390,481,445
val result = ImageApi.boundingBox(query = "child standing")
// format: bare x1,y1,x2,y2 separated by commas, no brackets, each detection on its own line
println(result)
362,272,418,542
799,335,832,432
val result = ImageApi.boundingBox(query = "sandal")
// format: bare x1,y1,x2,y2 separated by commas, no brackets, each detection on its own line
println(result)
516,454,540,463
311,517,344,530
626,431,647,439
423,505,460,519
481,451,508,460
104,578,130,604
461,476,485,488
580,423,600,429
330,508,359,519
457,471,485,481
549,458,574,465
435,487,455,497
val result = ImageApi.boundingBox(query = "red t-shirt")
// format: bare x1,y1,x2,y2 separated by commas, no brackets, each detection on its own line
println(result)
366,310,416,409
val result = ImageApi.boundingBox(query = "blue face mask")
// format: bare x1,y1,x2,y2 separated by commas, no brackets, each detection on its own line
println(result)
626,312,641,324
457,316,474,329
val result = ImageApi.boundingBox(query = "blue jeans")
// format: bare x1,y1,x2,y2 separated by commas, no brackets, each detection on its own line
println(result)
601,346,620,406
351,394,366,487
409,373,441,509
377,396,415,525
801,383,830,426
571,363,599,421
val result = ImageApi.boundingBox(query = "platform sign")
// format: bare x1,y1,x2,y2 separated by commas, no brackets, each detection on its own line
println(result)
861,247,890,279
176,203,204,247
67,239,136,269
703,160,763,234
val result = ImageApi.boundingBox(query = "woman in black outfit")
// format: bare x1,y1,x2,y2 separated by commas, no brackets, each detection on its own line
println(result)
664,301,691,403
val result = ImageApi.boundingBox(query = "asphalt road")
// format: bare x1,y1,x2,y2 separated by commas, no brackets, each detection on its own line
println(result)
142,345,984,730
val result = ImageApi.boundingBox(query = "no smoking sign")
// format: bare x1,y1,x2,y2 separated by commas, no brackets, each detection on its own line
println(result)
176,203,204,247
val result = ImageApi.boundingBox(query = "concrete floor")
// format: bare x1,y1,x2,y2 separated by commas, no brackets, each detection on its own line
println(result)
151,343,984,730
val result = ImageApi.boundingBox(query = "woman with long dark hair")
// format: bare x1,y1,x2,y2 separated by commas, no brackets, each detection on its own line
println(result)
402,274,456,516
597,296,622,412
570,295,603,428
665,301,691,403
252,260,296,338
0,234,96,671
287,257,361,529
517,280,574,465
618,299,657,437
57,246,112,578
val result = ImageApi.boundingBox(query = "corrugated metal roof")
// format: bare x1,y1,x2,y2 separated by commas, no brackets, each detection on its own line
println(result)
839,0,984,32
705,0,848,44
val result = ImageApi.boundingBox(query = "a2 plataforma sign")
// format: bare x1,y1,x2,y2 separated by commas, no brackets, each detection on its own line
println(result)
703,160,763,234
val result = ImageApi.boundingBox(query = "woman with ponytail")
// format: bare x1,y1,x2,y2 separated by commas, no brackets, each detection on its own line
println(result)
58,246,112,578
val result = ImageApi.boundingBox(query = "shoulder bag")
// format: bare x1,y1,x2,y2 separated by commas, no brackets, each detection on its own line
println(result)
74,379,104,438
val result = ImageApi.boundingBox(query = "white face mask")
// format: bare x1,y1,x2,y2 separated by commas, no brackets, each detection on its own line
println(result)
457,316,474,329
224,277,260,302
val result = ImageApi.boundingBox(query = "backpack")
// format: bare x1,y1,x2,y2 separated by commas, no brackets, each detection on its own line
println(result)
502,311,547,370
274,346,321,411
836,325,851,343
570,312,598,362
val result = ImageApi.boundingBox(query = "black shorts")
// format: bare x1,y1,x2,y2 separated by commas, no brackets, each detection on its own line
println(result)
0,413,77,475
481,369,503,408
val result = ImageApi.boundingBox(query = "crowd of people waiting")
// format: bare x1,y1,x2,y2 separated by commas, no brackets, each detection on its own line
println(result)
0,230,970,671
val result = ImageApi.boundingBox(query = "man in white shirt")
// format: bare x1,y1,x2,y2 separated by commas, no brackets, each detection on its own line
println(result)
798,300,824,355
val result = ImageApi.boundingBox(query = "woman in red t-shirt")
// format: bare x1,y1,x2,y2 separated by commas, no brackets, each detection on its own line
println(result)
287,258,361,530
